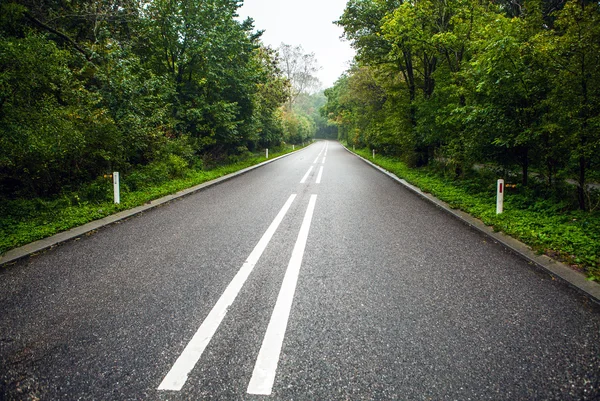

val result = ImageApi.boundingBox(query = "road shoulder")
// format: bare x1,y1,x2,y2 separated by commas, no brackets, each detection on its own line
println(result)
0,147,309,267
344,145,600,305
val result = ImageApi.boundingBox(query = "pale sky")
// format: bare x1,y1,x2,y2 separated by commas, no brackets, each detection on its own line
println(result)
237,0,355,89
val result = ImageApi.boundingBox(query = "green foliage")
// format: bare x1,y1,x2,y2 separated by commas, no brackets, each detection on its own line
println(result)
0,0,306,254
124,155,188,192
282,110,315,144
0,0,293,196
295,92,335,139
544,0,600,210
0,145,303,255
328,0,600,209
0,32,119,196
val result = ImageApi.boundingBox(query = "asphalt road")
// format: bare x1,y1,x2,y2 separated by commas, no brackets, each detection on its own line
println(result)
1,141,599,400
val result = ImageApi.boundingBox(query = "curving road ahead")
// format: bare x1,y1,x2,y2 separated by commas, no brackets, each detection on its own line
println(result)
1,141,599,400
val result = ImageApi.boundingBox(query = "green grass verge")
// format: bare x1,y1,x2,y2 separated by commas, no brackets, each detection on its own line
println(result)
0,145,305,256
352,147,600,282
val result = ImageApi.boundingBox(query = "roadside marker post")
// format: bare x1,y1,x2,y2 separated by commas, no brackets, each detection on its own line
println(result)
266,149,269,159
496,179,504,214
373,149,375,159
113,172,120,204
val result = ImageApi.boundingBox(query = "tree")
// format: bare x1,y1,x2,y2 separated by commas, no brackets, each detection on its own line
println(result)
278,43,321,110
295,92,337,139
465,0,550,185
337,0,402,66
252,46,289,148
0,0,292,199
327,0,600,212
0,31,119,195
546,0,600,209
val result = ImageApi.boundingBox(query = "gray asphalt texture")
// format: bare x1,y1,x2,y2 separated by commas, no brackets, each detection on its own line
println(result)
1,141,599,400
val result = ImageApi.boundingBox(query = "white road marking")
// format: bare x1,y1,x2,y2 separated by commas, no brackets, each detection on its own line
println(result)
314,144,327,163
157,194,297,392
313,152,322,164
300,166,313,184
316,166,323,184
247,195,318,396
321,157,326,164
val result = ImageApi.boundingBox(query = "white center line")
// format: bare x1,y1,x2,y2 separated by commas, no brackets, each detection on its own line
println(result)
300,166,313,184
316,166,323,184
247,195,318,396
157,194,297,392
314,144,327,163
321,157,326,164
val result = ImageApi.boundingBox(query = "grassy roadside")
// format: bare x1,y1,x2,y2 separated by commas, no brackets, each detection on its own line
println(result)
350,147,600,282
0,145,306,256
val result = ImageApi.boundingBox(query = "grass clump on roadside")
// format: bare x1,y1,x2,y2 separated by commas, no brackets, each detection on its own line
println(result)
0,145,303,256
351,147,600,282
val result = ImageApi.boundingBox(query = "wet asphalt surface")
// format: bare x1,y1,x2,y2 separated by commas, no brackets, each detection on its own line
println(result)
0,141,599,400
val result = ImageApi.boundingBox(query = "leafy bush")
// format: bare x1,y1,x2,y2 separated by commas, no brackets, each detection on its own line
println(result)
79,177,113,203
0,145,301,256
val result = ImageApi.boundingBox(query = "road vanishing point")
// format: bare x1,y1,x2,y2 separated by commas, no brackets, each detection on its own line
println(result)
1,141,599,400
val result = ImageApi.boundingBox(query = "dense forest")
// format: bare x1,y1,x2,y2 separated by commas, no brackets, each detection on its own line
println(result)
323,0,599,210
0,0,324,201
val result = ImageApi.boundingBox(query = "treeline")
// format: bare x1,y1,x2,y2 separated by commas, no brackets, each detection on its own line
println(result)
0,0,315,199
323,0,600,210
294,92,338,140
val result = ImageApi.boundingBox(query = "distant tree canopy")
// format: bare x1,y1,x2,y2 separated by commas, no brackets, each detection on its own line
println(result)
0,1,318,199
324,0,600,210
276,43,323,144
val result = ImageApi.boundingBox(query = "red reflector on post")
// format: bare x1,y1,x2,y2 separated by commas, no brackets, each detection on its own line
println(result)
499,183,503,194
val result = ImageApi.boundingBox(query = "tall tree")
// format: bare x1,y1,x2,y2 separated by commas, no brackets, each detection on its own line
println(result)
0,0,292,198
278,43,321,110
547,0,600,209
466,0,550,185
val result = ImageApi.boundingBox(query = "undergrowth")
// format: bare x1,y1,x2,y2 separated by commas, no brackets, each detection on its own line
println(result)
353,147,600,281
0,145,302,256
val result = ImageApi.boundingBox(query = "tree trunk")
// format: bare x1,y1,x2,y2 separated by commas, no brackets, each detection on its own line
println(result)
577,154,586,211
522,147,529,186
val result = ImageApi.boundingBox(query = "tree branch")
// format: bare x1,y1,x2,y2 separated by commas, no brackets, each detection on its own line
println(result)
25,12,92,61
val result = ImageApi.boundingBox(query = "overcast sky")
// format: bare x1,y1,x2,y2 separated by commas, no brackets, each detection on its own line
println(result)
237,0,355,89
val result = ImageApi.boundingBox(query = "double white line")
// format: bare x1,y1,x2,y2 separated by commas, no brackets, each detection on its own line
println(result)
304,143,328,184
300,166,324,184
158,194,317,395
313,142,328,165
248,194,317,394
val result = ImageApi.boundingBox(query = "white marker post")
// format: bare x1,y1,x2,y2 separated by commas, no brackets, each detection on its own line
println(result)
113,172,120,204
266,149,269,159
496,179,504,214
373,149,375,159
293,144,295,150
